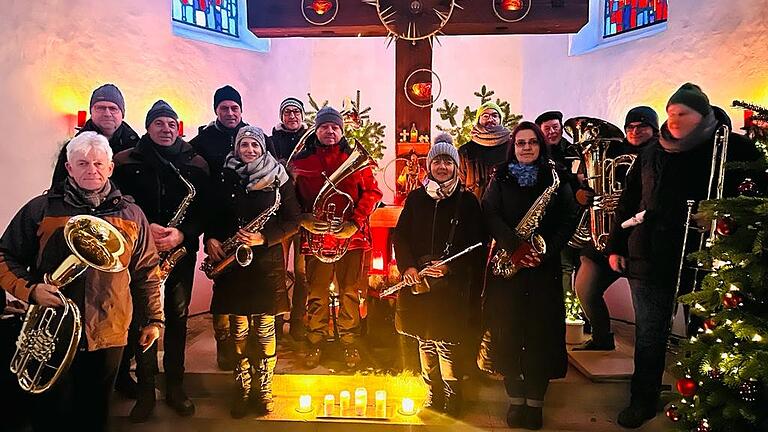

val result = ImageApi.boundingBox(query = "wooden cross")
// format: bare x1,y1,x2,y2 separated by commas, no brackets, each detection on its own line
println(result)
248,0,587,196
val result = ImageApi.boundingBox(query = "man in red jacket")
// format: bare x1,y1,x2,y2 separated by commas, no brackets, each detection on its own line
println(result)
289,106,382,369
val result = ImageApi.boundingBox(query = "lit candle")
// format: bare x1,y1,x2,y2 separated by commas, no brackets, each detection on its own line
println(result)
323,394,335,416
401,397,415,415
339,390,351,414
375,390,387,417
298,394,312,412
354,387,367,416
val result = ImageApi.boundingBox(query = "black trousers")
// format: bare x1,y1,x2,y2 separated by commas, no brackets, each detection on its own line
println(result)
287,234,308,327
31,346,124,432
574,253,620,342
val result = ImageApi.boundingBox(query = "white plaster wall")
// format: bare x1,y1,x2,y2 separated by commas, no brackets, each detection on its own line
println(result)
1,0,767,318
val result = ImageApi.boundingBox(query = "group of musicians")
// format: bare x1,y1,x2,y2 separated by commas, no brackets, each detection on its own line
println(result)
0,81,762,431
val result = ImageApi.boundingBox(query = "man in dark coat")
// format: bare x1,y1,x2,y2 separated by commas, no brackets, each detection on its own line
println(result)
606,83,763,428
112,100,210,422
394,133,485,417
458,101,511,202
51,84,140,187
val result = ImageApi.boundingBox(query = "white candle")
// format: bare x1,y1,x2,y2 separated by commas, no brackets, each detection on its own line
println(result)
354,387,367,416
323,394,335,416
340,390,351,414
375,390,387,417
298,394,312,412
401,397,415,415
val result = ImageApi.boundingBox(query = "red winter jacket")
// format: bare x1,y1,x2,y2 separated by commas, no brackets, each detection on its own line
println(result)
289,137,382,252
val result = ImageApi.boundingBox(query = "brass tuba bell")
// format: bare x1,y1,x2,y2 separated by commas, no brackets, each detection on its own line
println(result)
10,215,127,393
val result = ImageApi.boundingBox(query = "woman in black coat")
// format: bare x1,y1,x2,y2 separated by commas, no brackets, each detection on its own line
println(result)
204,126,300,418
393,133,485,417
481,121,579,430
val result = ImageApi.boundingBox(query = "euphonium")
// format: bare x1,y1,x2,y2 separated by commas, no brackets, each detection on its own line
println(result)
10,215,127,393
306,139,378,263
490,162,560,278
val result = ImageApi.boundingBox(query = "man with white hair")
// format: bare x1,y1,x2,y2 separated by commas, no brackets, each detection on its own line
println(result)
0,131,164,431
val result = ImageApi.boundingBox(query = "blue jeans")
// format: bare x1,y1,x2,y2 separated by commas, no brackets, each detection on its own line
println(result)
628,277,677,405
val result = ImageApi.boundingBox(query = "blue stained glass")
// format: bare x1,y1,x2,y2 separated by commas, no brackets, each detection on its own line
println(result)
172,0,238,38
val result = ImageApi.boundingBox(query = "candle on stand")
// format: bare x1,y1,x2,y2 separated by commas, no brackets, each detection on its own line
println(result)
354,387,367,416
340,390,351,414
400,397,415,415
323,394,335,416
298,394,312,413
375,390,387,417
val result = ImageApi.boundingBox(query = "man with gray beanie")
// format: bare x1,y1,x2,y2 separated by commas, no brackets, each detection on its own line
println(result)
51,83,140,186
605,83,763,428
393,132,485,416
289,106,382,369
112,99,210,422
269,97,307,163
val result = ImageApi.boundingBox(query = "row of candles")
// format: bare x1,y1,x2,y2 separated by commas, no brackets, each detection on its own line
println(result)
297,388,416,417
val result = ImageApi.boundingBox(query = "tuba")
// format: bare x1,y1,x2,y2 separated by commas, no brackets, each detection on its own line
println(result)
564,117,629,251
306,139,378,263
10,215,127,393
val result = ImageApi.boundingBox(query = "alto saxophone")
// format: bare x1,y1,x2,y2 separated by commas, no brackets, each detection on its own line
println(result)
490,162,560,278
157,163,196,283
200,181,281,279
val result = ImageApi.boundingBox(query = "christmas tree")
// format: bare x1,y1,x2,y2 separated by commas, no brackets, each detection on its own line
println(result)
668,110,768,432
436,85,522,147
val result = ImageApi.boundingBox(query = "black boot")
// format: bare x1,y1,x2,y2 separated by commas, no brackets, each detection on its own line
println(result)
523,405,543,430
443,382,463,418
506,403,525,428
129,389,156,423
115,372,138,399
214,314,236,371
573,333,615,351
617,403,655,428
251,357,276,415
166,384,195,417
231,359,252,419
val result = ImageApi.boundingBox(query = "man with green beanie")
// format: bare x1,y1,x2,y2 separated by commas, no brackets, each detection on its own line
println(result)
458,101,511,202
606,83,763,428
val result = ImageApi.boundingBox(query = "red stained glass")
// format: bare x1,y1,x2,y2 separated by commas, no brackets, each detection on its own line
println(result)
604,0,667,38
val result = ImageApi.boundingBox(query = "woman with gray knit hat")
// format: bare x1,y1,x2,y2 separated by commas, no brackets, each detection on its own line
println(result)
393,133,485,417
480,121,580,430
605,83,764,428
203,125,301,418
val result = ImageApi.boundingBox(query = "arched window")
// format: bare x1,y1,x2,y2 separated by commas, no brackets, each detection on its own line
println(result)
172,0,269,52
570,0,668,55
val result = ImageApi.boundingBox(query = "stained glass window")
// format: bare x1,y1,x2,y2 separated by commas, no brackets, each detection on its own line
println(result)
603,0,668,38
172,0,239,38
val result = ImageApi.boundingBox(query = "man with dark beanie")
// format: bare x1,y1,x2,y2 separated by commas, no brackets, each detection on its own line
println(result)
112,99,210,422
266,97,310,341
289,106,382,369
606,83,763,428
573,106,659,353
51,83,140,186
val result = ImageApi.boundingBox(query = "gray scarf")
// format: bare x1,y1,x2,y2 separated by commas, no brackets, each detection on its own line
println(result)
470,124,511,147
66,177,112,208
224,151,289,192
424,175,459,201
658,111,718,153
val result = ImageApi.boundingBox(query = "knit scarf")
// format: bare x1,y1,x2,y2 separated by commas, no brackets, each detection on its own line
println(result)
470,124,511,147
508,162,539,187
658,111,718,154
66,177,112,208
424,175,459,201
224,151,289,192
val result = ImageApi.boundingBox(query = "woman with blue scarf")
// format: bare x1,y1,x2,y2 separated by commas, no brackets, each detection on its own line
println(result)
481,122,579,430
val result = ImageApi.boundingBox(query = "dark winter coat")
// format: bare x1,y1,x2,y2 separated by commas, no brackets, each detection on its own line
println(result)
606,114,764,284
51,120,140,186
112,136,210,256
0,181,163,350
268,125,307,164
481,164,580,380
205,168,301,315
189,120,248,180
393,185,485,343
458,140,508,202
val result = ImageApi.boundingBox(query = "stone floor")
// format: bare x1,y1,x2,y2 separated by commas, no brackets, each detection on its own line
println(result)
108,314,675,432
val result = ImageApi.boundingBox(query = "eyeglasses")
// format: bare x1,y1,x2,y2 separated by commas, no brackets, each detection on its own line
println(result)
93,105,120,114
480,113,501,121
283,109,302,117
625,124,650,132
514,139,539,147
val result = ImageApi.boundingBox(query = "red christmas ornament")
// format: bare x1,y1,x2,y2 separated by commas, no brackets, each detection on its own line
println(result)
502,0,524,11
723,291,743,308
676,377,698,397
715,216,737,236
665,404,680,422
311,0,333,15
703,318,717,330
410,82,432,100
737,178,759,197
